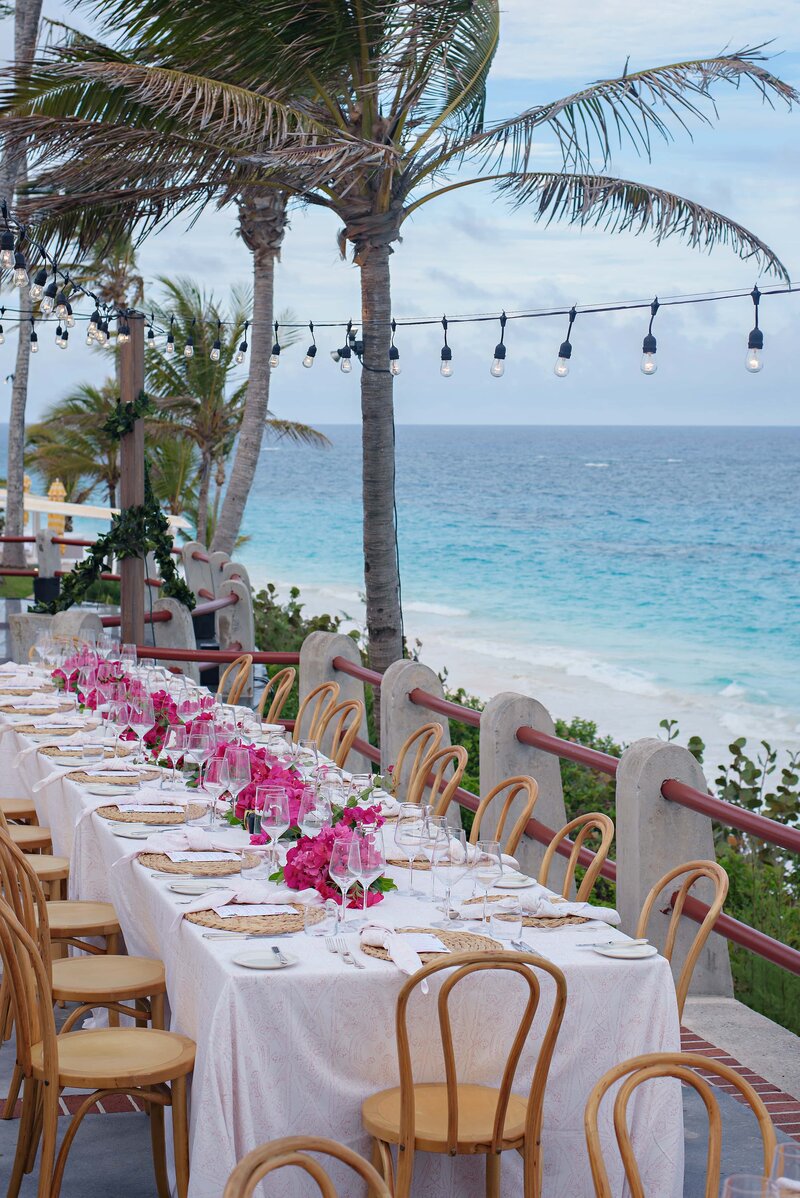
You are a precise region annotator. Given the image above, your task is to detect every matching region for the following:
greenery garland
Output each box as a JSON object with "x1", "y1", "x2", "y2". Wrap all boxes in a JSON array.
[{"x1": 33, "y1": 392, "x2": 196, "y2": 614}]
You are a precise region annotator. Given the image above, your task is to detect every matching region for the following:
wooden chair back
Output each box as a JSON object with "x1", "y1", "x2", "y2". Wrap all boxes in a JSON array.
[
  {"x1": 469, "y1": 776, "x2": 538, "y2": 857},
  {"x1": 256, "y1": 667, "x2": 296, "y2": 724},
  {"x1": 0, "y1": 826, "x2": 52, "y2": 972},
  {"x1": 584, "y1": 1051, "x2": 776, "y2": 1198},
  {"x1": 0, "y1": 892, "x2": 57, "y2": 1086},
  {"x1": 391, "y1": 722, "x2": 443, "y2": 801},
  {"x1": 293, "y1": 681, "x2": 340, "y2": 743},
  {"x1": 393, "y1": 950, "x2": 566, "y2": 1190},
  {"x1": 222, "y1": 1135, "x2": 391, "y2": 1198},
  {"x1": 317, "y1": 699, "x2": 364, "y2": 769},
  {"x1": 635, "y1": 860, "x2": 728, "y2": 1019},
  {"x1": 538, "y1": 813, "x2": 615, "y2": 902},
  {"x1": 216, "y1": 654, "x2": 254, "y2": 705},
  {"x1": 406, "y1": 745, "x2": 468, "y2": 817}
]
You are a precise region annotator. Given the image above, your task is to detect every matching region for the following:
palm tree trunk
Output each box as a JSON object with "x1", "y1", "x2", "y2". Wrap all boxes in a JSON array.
[
  {"x1": 1, "y1": 0, "x2": 43, "y2": 570},
  {"x1": 358, "y1": 244, "x2": 403, "y2": 673},
  {"x1": 211, "y1": 192, "x2": 286, "y2": 555},
  {"x1": 196, "y1": 454, "x2": 212, "y2": 548}
]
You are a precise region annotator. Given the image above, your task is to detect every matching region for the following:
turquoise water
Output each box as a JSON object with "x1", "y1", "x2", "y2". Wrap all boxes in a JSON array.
[{"x1": 238, "y1": 425, "x2": 799, "y2": 720}]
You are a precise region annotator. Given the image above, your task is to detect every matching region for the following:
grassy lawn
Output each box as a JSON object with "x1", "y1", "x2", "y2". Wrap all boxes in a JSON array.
[{"x1": 0, "y1": 576, "x2": 34, "y2": 600}]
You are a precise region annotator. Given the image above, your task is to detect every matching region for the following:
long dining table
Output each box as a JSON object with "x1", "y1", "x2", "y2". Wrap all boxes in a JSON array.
[{"x1": 0, "y1": 669, "x2": 684, "y2": 1198}]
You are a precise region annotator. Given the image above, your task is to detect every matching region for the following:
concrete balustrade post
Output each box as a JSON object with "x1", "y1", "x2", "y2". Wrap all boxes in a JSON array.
[
  {"x1": 616, "y1": 738, "x2": 733, "y2": 998},
  {"x1": 298, "y1": 632, "x2": 370, "y2": 770},
  {"x1": 180, "y1": 542, "x2": 213, "y2": 601},
  {"x1": 217, "y1": 580, "x2": 255, "y2": 700},
  {"x1": 9, "y1": 612, "x2": 53, "y2": 663},
  {"x1": 480, "y1": 692, "x2": 569, "y2": 883},
  {"x1": 379, "y1": 660, "x2": 454, "y2": 805},
  {"x1": 52, "y1": 610, "x2": 104, "y2": 646},
  {"x1": 152, "y1": 598, "x2": 200, "y2": 683},
  {"x1": 35, "y1": 530, "x2": 61, "y2": 580},
  {"x1": 222, "y1": 561, "x2": 252, "y2": 594},
  {"x1": 208, "y1": 551, "x2": 229, "y2": 589}
]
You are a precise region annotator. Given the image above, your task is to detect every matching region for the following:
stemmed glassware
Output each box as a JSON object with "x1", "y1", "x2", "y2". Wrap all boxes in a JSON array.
[
  {"x1": 121, "y1": 643, "x2": 138, "y2": 671},
  {"x1": 472, "y1": 840, "x2": 503, "y2": 925},
  {"x1": 128, "y1": 696, "x2": 155, "y2": 765},
  {"x1": 771, "y1": 1143, "x2": 800, "y2": 1194},
  {"x1": 162, "y1": 725, "x2": 187, "y2": 789},
  {"x1": 419, "y1": 814, "x2": 448, "y2": 901},
  {"x1": 254, "y1": 785, "x2": 290, "y2": 868},
  {"x1": 295, "y1": 739, "x2": 319, "y2": 775},
  {"x1": 329, "y1": 840, "x2": 357, "y2": 925},
  {"x1": 219, "y1": 745, "x2": 251, "y2": 818},
  {"x1": 394, "y1": 804, "x2": 426, "y2": 898},
  {"x1": 348, "y1": 829, "x2": 386, "y2": 927},
  {"x1": 201, "y1": 754, "x2": 228, "y2": 828},
  {"x1": 184, "y1": 732, "x2": 213, "y2": 797},
  {"x1": 297, "y1": 787, "x2": 332, "y2": 838},
  {"x1": 431, "y1": 827, "x2": 470, "y2": 929},
  {"x1": 348, "y1": 773, "x2": 373, "y2": 801},
  {"x1": 720, "y1": 1180, "x2": 778, "y2": 1197}
]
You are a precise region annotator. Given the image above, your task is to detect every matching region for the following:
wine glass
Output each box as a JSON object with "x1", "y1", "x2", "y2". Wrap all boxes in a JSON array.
[
  {"x1": 721, "y1": 1179, "x2": 778, "y2": 1197},
  {"x1": 431, "y1": 827, "x2": 470, "y2": 929},
  {"x1": 295, "y1": 739, "x2": 319, "y2": 776},
  {"x1": 200, "y1": 754, "x2": 228, "y2": 828},
  {"x1": 771, "y1": 1144, "x2": 800, "y2": 1194},
  {"x1": 184, "y1": 732, "x2": 213, "y2": 795},
  {"x1": 121, "y1": 643, "x2": 138, "y2": 672},
  {"x1": 255, "y1": 785, "x2": 290, "y2": 868},
  {"x1": 220, "y1": 746, "x2": 252, "y2": 820},
  {"x1": 473, "y1": 840, "x2": 503, "y2": 925},
  {"x1": 394, "y1": 804, "x2": 426, "y2": 898},
  {"x1": 348, "y1": 773, "x2": 373, "y2": 801},
  {"x1": 420, "y1": 814, "x2": 449, "y2": 901},
  {"x1": 348, "y1": 829, "x2": 386, "y2": 927},
  {"x1": 297, "y1": 787, "x2": 332, "y2": 839},
  {"x1": 329, "y1": 839, "x2": 357, "y2": 925},
  {"x1": 162, "y1": 724, "x2": 187, "y2": 789},
  {"x1": 129, "y1": 696, "x2": 155, "y2": 765}
]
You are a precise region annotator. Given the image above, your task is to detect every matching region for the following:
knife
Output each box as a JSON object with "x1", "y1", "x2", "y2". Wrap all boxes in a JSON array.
[{"x1": 201, "y1": 931, "x2": 293, "y2": 940}]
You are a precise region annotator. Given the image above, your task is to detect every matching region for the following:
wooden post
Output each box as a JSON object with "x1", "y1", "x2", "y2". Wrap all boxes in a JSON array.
[{"x1": 119, "y1": 313, "x2": 145, "y2": 646}]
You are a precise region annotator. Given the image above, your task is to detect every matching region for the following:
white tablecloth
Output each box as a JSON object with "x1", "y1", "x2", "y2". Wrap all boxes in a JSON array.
[{"x1": 3, "y1": 709, "x2": 684, "y2": 1198}]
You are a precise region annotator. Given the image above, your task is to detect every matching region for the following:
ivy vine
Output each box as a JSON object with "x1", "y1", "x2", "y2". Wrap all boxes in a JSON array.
[{"x1": 33, "y1": 392, "x2": 196, "y2": 615}]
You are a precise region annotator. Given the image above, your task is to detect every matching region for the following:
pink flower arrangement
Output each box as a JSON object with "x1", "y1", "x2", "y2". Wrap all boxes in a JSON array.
[
  {"x1": 276, "y1": 802, "x2": 389, "y2": 908},
  {"x1": 202, "y1": 741, "x2": 306, "y2": 821}
]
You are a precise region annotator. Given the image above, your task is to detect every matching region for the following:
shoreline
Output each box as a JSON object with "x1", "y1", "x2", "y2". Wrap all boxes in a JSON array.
[{"x1": 246, "y1": 564, "x2": 799, "y2": 772}]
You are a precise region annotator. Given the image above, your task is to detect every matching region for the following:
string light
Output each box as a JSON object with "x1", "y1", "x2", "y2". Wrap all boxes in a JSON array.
[
  {"x1": 745, "y1": 285, "x2": 764, "y2": 373},
  {"x1": 554, "y1": 306, "x2": 577, "y2": 377},
  {"x1": 29, "y1": 266, "x2": 47, "y2": 302},
  {"x1": 147, "y1": 315, "x2": 156, "y2": 345},
  {"x1": 55, "y1": 324, "x2": 68, "y2": 349},
  {"x1": 440, "y1": 316, "x2": 453, "y2": 377},
  {"x1": 12, "y1": 250, "x2": 28, "y2": 288},
  {"x1": 269, "y1": 320, "x2": 281, "y2": 369},
  {"x1": 235, "y1": 321, "x2": 249, "y2": 364},
  {"x1": 184, "y1": 317, "x2": 195, "y2": 358},
  {"x1": 117, "y1": 316, "x2": 131, "y2": 345},
  {"x1": 64, "y1": 301, "x2": 75, "y2": 329},
  {"x1": 640, "y1": 298, "x2": 660, "y2": 376},
  {"x1": 55, "y1": 290, "x2": 69, "y2": 321},
  {"x1": 331, "y1": 320, "x2": 354, "y2": 372},
  {"x1": 389, "y1": 319, "x2": 401, "y2": 376},
  {"x1": 29, "y1": 321, "x2": 38, "y2": 354},
  {"x1": 87, "y1": 309, "x2": 100, "y2": 340},
  {"x1": 302, "y1": 321, "x2": 317, "y2": 368},
  {"x1": 40, "y1": 276, "x2": 58, "y2": 317},
  {"x1": 95, "y1": 318, "x2": 109, "y2": 346},
  {"x1": 210, "y1": 319, "x2": 222, "y2": 362},
  {"x1": 166, "y1": 316, "x2": 175, "y2": 355},
  {"x1": 0, "y1": 229, "x2": 13, "y2": 269},
  {"x1": 490, "y1": 311, "x2": 507, "y2": 377}
]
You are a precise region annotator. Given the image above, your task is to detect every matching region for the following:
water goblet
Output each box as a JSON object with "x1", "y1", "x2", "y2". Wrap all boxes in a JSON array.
[
  {"x1": 394, "y1": 804, "x2": 426, "y2": 898},
  {"x1": 473, "y1": 840, "x2": 503, "y2": 925},
  {"x1": 431, "y1": 827, "x2": 470, "y2": 929},
  {"x1": 348, "y1": 829, "x2": 386, "y2": 927},
  {"x1": 329, "y1": 839, "x2": 358, "y2": 925}
]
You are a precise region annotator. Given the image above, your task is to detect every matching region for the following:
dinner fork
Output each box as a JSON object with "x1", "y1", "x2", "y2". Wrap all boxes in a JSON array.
[{"x1": 335, "y1": 936, "x2": 365, "y2": 969}]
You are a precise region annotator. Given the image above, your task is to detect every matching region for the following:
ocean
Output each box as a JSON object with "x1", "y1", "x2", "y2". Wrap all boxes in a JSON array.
[
  {"x1": 238, "y1": 425, "x2": 799, "y2": 766},
  {"x1": 6, "y1": 422, "x2": 798, "y2": 765}
]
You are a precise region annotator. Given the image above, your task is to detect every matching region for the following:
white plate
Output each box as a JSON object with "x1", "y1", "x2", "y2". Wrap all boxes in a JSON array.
[
  {"x1": 167, "y1": 880, "x2": 230, "y2": 896},
  {"x1": 495, "y1": 872, "x2": 537, "y2": 889},
  {"x1": 86, "y1": 783, "x2": 141, "y2": 797},
  {"x1": 592, "y1": 943, "x2": 658, "y2": 960},
  {"x1": 110, "y1": 827, "x2": 152, "y2": 840},
  {"x1": 232, "y1": 951, "x2": 297, "y2": 970}
]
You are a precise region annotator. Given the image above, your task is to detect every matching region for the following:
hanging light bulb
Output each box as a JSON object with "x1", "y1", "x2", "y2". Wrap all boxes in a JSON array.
[
  {"x1": 440, "y1": 316, "x2": 453, "y2": 377},
  {"x1": 55, "y1": 323, "x2": 63, "y2": 345},
  {"x1": 29, "y1": 325, "x2": 38, "y2": 354},
  {"x1": 13, "y1": 251, "x2": 28, "y2": 287},
  {"x1": 235, "y1": 321, "x2": 249, "y2": 364},
  {"x1": 55, "y1": 325, "x2": 68, "y2": 349},
  {"x1": 40, "y1": 280, "x2": 58, "y2": 317},
  {"x1": 388, "y1": 318, "x2": 401, "y2": 376},
  {"x1": 745, "y1": 285, "x2": 764, "y2": 372},
  {"x1": 54, "y1": 291, "x2": 69, "y2": 320},
  {"x1": 554, "y1": 306, "x2": 577, "y2": 377},
  {"x1": 0, "y1": 229, "x2": 14, "y2": 269},
  {"x1": 117, "y1": 319, "x2": 131, "y2": 345},
  {"x1": 147, "y1": 323, "x2": 156, "y2": 345},
  {"x1": 95, "y1": 319, "x2": 109, "y2": 346},
  {"x1": 29, "y1": 267, "x2": 47, "y2": 302},
  {"x1": 166, "y1": 316, "x2": 175, "y2": 355},
  {"x1": 210, "y1": 320, "x2": 222, "y2": 361},
  {"x1": 330, "y1": 348, "x2": 341, "y2": 363},
  {"x1": 302, "y1": 321, "x2": 317, "y2": 367},
  {"x1": 490, "y1": 312, "x2": 507, "y2": 377},
  {"x1": 64, "y1": 302, "x2": 75, "y2": 329},
  {"x1": 640, "y1": 298, "x2": 659, "y2": 376},
  {"x1": 184, "y1": 318, "x2": 196, "y2": 358},
  {"x1": 61, "y1": 329, "x2": 69, "y2": 349},
  {"x1": 269, "y1": 320, "x2": 281, "y2": 369},
  {"x1": 87, "y1": 309, "x2": 100, "y2": 339},
  {"x1": 339, "y1": 344, "x2": 352, "y2": 373}
]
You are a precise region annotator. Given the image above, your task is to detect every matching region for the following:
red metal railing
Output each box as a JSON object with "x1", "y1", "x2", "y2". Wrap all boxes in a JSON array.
[
  {"x1": 679, "y1": 894, "x2": 800, "y2": 977},
  {"x1": 135, "y1": 646, "x2": 301, "y2": 667}
]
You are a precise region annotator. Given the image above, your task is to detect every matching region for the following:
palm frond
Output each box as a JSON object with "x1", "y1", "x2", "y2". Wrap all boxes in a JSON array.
[{"x1": 264, "y1": 417, "x2": 331, "y2": 449}]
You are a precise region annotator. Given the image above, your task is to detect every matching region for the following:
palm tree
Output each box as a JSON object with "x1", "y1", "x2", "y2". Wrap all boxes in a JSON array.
[
  {"x1": 2, "y1": 4, "x2": 795, "y2": 673},
  {"x1": 25, "y1": 380, "x2": 120, "y2": 504}
]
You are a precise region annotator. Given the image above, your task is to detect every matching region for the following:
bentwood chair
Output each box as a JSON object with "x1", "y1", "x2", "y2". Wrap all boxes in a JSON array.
[
  {"x1": 0, "y1": 811, "x2": 69, "y2": 899},
  {"x1": 538, "y1": 813, "x2": 615, "y2": 902},
  {"x1": 363, "y1": 950, "x2": 567, "y2": 1198},
  {"x1": 293, "y1": 681, "x2": 340, "y2": 743},
  {"x1": 468, "y1": 776, "x2": 539, "y2": 857},
  {"x1": 256, "y1": 667, "x2": 296, "y2": 724},
  {"x1": 223, "y1": 1135, "x2": 391, "y2": 1198},
  {"x1": 0, "y1": 827, "x2": 168, "y2": 1121},
  {"x1": 406, "y1": 744, "x2": 468, "y2": 817},
  {"x1": 317, "y1": 699, "x2": 365, "y2": 769},
  {"x1": 216, "y1": 653, "x2": 254, "y2": 705},
  {"x1": 0, "y1": 797, "x2": 39, "y2": 824},
  {"x1": 635, "y1": 860, "x2": 729, "y2": 1019},
  {"x1": 390, "y1": 722, "x2": 443, "y2": 802},
  {"x1": 0, "y1": 897, "x2": 195, "y2": 1198},
  {"x1": 584, "y1": 1051, "x2": 776, "y2": 1198}
]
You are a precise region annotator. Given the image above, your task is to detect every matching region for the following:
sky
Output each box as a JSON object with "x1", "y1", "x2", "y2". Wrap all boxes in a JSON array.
[{"x1": 1, "y1": 0, "x2": 799, "y2": 425}]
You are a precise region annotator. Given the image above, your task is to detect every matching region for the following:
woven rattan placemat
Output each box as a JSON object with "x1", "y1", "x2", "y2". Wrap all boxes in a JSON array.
[
  {"x1": 97, "y1": 803, "x2": 205, "y2": 825},
  {"x1": 360, "y1": 926, "x2": 501, "y2": 963},
  {"x1": 0, "y1": 704, "x2": 66, "y2": 716},
  {"x1": 66, "y1": 768, "x2": 160, "y2": 786},
  {"x1": 138, "y1": 851, "x2": 257, "y2": 876},
  {"x1": 462, "y1": 895, "x2": 588, "y2": 928},
  {"x1": 41, "y1": 745, "x2": 131, "y2": 759},
  {"x1": 387, "y1": 856, "x2": 431, "y2": 871},
  {"x1": 185, "y1": 902, "x2": 323, "y2": 934}
]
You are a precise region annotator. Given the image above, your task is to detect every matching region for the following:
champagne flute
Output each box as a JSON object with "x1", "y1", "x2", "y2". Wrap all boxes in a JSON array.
[
  {"x1": 348, "y1": 829, "x2": 386, "y2": 927},
  {"x1": 394, "y1": 804, "x2": 425, "y2": 898},
  {"x1": 771, "y1": 1144, "x2": 800, "y2": 1194},
  {"x1": 254, "y1": 785, "x2": 290, "y2": 868},
  {"x1": 329, "y1": 839, "x2": 357, "y2": 925},
  {"x1": 473, "y1": 840, "x2": 503, "y2": 925}
]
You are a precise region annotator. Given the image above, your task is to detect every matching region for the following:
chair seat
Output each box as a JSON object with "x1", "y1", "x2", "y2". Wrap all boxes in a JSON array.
[
  {"x1": 0, "y1": 798, "x2": 38, "y2": 822},
  {"x1": 44, "y1": 901, "x2": 121, "y2": 938},
  {"x1": 52, "y1": 955, "x2": 166, "y2": 1002},
  {"x1": 362, "y1": 1084, "x2": 528, "y2": 1154},
  {"x1": 25, "y1": 854, "x2": 70, "y2": 881},
  {"x1": 8, "y1": 824, "x2": 52, "y2": 851},
  {"x1": 31, "y1": 1027, "x2": 196, "y2": 1088}
]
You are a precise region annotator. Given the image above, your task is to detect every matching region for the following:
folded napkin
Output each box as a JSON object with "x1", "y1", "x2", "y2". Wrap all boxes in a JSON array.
[
  {"x1": 375, "y1": 791, "x2": 400, "y2": 816},
  {"x1": 773, "y1": 1180, "x2": 800, "y2": 1193},
  {"x1": 114, "y1": 825, "x2": 240, "y2": 866},
  {"x1": 135, "y1": 783, "x2": 191, "y2": 806},
  {"x1": 449, "y1": 838, "x2": 518, "y2": 869},
  {"x1": 39, "y1": 713, "x2": 94, "y2": 727},
  {"x1": 175, "y1": 880, "x2": 320, "y2": 927},
  {"x1": 516, "y1": 888, "x2": 620, "y2": 925},
  {"x1": 83, "y1": 758, "x2": 143, "y2": 775},
  {"x1": 359, "y1": 923, "x2": 449, "y2": 993}
]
